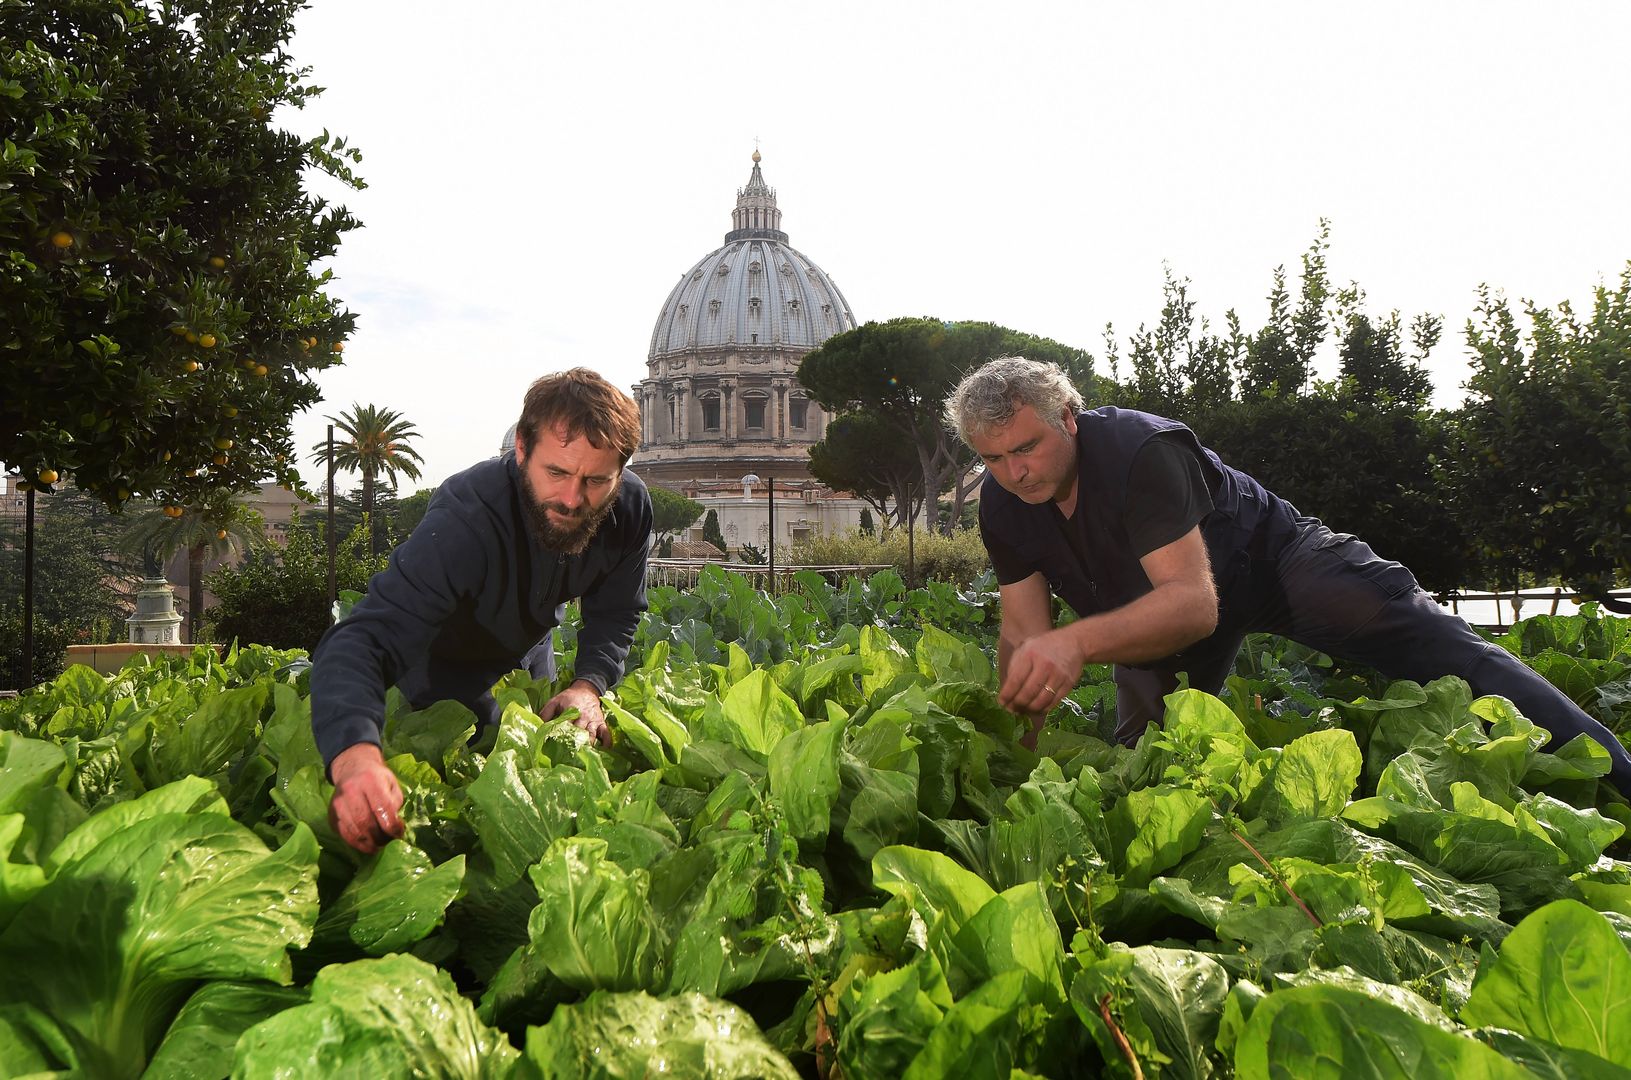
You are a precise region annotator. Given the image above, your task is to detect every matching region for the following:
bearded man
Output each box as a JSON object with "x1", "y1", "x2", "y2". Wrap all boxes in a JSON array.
[{"x1": 312, "y1": 368, "x2": 652, "y2": 853}]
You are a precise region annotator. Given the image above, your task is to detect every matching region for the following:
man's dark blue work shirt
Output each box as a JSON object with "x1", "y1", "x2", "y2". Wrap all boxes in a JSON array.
[{"x1": 310, "y1": 451, "x2": 652, "y2": 770}]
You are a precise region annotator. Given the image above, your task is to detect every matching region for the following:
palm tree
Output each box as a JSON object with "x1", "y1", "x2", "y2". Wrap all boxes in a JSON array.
[
  {"x1": 310, "y1": 404, "x2": 426, "y2": 555},
  {"x1": 121, "y1": 499, "x2": 266, "y2": 643}
]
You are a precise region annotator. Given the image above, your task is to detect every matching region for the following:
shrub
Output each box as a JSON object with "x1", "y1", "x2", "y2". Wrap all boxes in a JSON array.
[
  {"x1": 206, "y1": 520, "x2": 387, "y2": 652},
  {"x1": 0, "y1": 609, "x2": 78, "y2": 691},
  {"x1": 784, "y1": 527, "x2": 991, "y2": 586}
]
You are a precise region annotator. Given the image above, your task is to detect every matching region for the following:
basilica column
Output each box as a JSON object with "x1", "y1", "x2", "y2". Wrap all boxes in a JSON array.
[
  {"x1": 674, "y1": 378, "x2": 691, "y2": 443},
  {"x1": 721, "y1": 378, "x2": 737, "y2": 440},
  {"x1": 772, "y1": 378, "x2": 789, "y2": 442}
]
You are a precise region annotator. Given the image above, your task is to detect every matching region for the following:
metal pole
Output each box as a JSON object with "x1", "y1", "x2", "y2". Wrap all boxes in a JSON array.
[
  {"x1": 21, "y1": 487, "x2": 35, "y2": 689},
  {"x1": 326, "y1": 424, "x2": 337, "y2": 608},
  {"x1": 906, "y1": 483, "x2": 916, "y2": 588},
  {"x1": 767, "y1": 476, "x2": 775, "y2": 594}
]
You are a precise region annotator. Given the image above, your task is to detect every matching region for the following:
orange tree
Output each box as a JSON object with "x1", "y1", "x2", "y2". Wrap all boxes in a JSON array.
[{"x1": 1, "y1": 0, "x2": 361, "y2": 512}]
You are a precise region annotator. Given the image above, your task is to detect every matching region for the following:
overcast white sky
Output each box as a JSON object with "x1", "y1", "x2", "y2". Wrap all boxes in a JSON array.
[{"x1": 282, "y1": 0, "x2": 1631, "y2": 495}]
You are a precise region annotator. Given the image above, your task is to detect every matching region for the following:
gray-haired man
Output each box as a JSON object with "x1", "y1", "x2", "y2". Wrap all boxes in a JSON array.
[{"x1": 945, "y1": 356, "x2": 1631, "y2": 792}]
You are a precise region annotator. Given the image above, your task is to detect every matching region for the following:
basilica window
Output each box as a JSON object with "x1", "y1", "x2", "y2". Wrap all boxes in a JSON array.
[
  {"x1": 701, "y1": 394, "x2": 721, "y2": 432},
  {"x1": 789, "y1": 398, "x2": 808, "y2": 430},
  {"x1": 743, "y1": 392, "x2": 768, "y2": 431}
]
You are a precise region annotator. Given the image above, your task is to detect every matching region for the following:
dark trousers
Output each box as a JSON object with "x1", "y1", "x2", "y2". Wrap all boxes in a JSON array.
[{"x1": 1113, "y1": 519, "x2": 1631, "y2": 791}]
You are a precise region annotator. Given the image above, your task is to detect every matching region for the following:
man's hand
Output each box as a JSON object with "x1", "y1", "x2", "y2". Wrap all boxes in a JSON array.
[
  {"x1": 998, "y1": 625, "x2": 1086, "y2": 720},
  {"x1": 328, "y1": 742, "x2": 405, "y2": 855},
  {"x1": 542, "y1": 679, "x2": 611, "y2": 747}
]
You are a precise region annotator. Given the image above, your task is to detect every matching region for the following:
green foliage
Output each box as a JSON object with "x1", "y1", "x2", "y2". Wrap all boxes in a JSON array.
[
  {"x1": 518, "y1": 991, "x2": 796, "y2": 1079},
  {"x1": 808, "y1": 410, "x2": 920, "y2": 525},
  {"x1": 393, "y1": 486, "x2": 436, "y2": 540},
  {"x1": 646, "y1": 486, "x2": 704, "y2": 542},
  {"x1": 859, "y1": 506, "x2": 875, "y2": 535},
  {"x1": 784, "y1": 526, "x2": 993, "y2": 586},
  {"x1": 309, "y1": 404, "x2": 425, "y2": 556},
  {"x1": 232, "y1": 954, "x2": 516, "y2": 1078},
  {"x1": 1461, "y1": 899, "x2": 1631, "y2": 1068},
  {"x1": 206, "y1": 520, "x2": 388, "y2": 651},
  {"x1": 0, "y1": 613, "x2": 78, "y2": 690},
  {"x1": 121, "y1": 497, "x2": 266, "y2": 642},
  {"x1": 2, "y1": 592, "x2": 1630, "y2": 1075},
  {"x1": 1, "y1": 0, "x2": 362, "y2": 508},
  {"x1": 0, "y1": 491, "x2": 134, "y2": 684},
  {"x1": 1452, "y1": 268, "x2": 1631, "y2": 601},
  {"x1": 700, "y1": 508, "x2": 726, "y2": 553},
  {"x1": 1105, "y1": 224, "x2": 1467, "y2": 592},
  {"x1": 800, "y1": 317, "x2": 1094, "y2": 531}
]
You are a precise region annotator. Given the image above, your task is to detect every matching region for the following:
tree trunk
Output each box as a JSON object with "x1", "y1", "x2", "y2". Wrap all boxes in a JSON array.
[
  {"x1": 362, "y1": 468, "x2": 378, "y2": 555},
  {"x1": 187, "y1": 542, "x2": 206, "y2": 643}
]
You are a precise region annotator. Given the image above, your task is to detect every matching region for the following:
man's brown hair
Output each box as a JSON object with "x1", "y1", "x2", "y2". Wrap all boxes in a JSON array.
[{"x1": 515, "y1": 368, "x2": 641, "y2": 463}]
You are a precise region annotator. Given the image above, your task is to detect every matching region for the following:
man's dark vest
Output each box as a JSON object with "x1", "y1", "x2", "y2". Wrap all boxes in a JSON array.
[{"x1": 980, "y1": 407, "x2": 1297, "y2": 637}]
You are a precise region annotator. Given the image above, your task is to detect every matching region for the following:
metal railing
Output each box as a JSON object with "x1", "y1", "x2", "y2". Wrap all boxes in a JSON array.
[
  {"x1": 646, "y1": 559, "x2": 893, "y2": 594},
  {"x1": 1435, "y1": 587, "x2": 1631, "y2": 630}
]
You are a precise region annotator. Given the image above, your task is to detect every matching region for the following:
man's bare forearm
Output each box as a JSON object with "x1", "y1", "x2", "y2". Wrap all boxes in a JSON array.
[{"x1": 1065, "y1": 578, "x2": 1217, "y2": 667}]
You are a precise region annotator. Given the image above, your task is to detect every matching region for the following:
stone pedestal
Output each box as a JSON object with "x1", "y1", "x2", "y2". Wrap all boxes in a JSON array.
[{"x1": 126, "y1": 577, "x2": 183, "y2": 644}]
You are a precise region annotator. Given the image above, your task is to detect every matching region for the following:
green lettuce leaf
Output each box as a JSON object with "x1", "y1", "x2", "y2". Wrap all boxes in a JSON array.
[
  {"x1": 1107, "y1": 784, "x2": 1211, "y2": 888},
  {"x1": 463, "y1": 749, "x2": 591, "y2": 887},
  {"x1": 902, "y1": 969, "x2": 1032, "y2": 1080},
  {"x1": 522, "y1": 836, "x2": 664, "y2": 992},
  {"x1": 1235, "y1": 983, "x2": 1531, "y2": 1079},
  {"x1": 836, "y1": 950, "x2": 954, "y2": 1079},
  {"x1": 516, "y1": 989, "x2": 798, "y2": 1079},
  {"x1": 144, "y1": 982, "x2": 306, "y2": 1080},
  {"x1": 307, "y1": 841, "x2": 466, "y2": 961},
  {"x1": 0, "y1": 805, "x2": 318, "y2": 1079},
  {"x1": 233, "y1": 953, "x2": 516, "y2": 1078},
  {"x1": 1461, "y1": 898, "x2": 1631, "y2": 1067},
  {"x1": 768, "y1": 717, "x2": 846, "y2": 845}
]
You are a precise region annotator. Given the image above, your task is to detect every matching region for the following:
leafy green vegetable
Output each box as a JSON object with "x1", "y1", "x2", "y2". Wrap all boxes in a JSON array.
[
  {"x1": 1235, "y1": 983, "x2": 1532, "y2": 1079},
  {"x1": 516, "y1": 990, "x2": 798, "y2": 1079},
  {"x1": 233, "y1": 954, "x2": 516, "y2": 1078},
  {"x1": 1461, "y1": 898, "x2": 1631, "y2": 1068},
  {"x1": 0, "y1": 799, "x2": 318, "y2": 1079}
]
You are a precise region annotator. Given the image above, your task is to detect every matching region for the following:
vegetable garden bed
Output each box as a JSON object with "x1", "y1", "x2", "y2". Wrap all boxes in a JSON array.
[{"x1": 2, "y1": 567, "x2": 1630, "y2": 1078}]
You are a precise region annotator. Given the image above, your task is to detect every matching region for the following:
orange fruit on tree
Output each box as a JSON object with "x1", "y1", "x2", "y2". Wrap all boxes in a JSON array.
[
  {"x1": 253, "y1": 364, "x2": 269, "y2": 377},
  {"x1": 164, "y1": 505, "x2": 184, "y2": 518},
  {"x1": 212, "y1": 453, "x2": 228, "y2": 466},
  {"x1": 171, "y1": 326, "x2": 188, "y2": 336},
  {"x1": 216, "y1": 528, "x2": 228, "y2": 540},
  {"x1": 222, "y1": 406, "x2": 238, "y2": 417},
  {"x1": 331, "y1": 341, "x2": 344, "y2": 353},
  {"x1": 184, "y1": 360, "x2": 200, "y2": 373},
  {"x1": 185, "y1": 331, "x2": 199, "y2": 344},
  {"x1": 37, "y1": 469, "x2": 59, "y2": 484},
  {"x1": 209, "y1": 256, "x2": 226, "y2": 269},
  {"x1": 50, "y1": 231, "x2": 73, "y2": 249},
  {"x1": 198, "y1": 334, "x2": 217, "y2": 348}
]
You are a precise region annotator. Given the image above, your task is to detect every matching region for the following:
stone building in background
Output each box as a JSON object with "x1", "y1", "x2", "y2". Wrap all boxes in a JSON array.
[
  {"x1": 500, "y1": 153, "x2": 873, "y2": 555},
  {"x1": 630, "y1": 152, "x2": 869, "y2": 553}
]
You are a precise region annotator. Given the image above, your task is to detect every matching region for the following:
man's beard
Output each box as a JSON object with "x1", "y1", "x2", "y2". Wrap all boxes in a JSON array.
[{"x1": 520, "y1": 470, "x2": 619, "y2": 555}]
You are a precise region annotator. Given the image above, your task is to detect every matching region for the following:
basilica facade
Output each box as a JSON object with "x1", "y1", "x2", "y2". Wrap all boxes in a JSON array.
[{"x1": 631, "y1": 154, "x2": 871, "y2": 554}]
